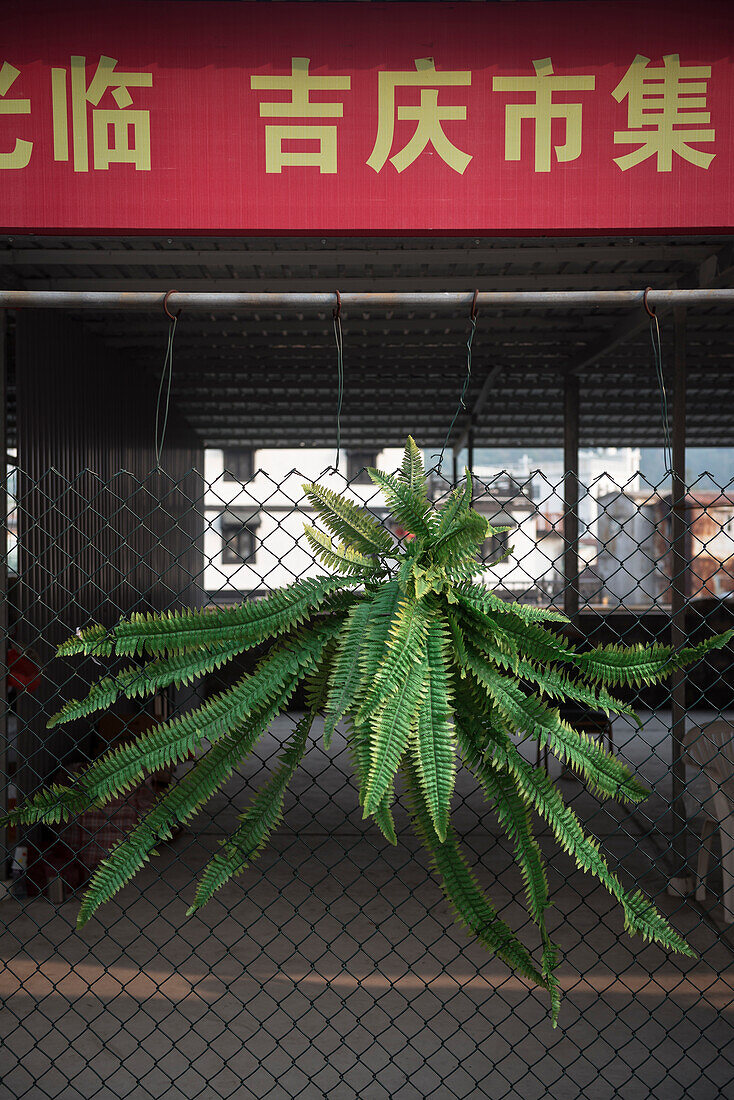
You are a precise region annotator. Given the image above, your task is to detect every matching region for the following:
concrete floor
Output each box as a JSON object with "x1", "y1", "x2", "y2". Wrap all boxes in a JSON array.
[{"x1": 2, "y1": 711, "x2": 734, "y2": 1100}]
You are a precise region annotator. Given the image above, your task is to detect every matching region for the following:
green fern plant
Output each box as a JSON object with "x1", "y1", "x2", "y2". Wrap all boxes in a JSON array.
[{"x1": 5, "y1": 437, "x2": 731, "y2": 1025}]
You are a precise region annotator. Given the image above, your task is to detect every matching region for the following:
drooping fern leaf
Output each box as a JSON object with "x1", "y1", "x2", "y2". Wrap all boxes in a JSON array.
[
  {"x1": 5, "y1": 436, "x2": 730, "y2": 1027},
  {"x1": 412, "y1": 608, "x2": 455, "y2": 842},
  {"x1": 59, "y1": 575, "x2": 350, "y2": 659},
  {"x1": 188, "y1": 712, "x2": 312, "y2": 914},
  {"x1": 48, "y1": 638, "x2": 248, "y2": 728},
  {"x1": 455, "y1": 718, "x2": 561, "y2": 1024},
  {"x1": 302, "y1": 480, "x2": 393, "y2": 556},
  {"x1": 404, "y1": 758, "x2": 548, "y2": 990},
  {"x1": 77, "y1": 683, "x2": 298, "y2": 928},
  {"x1": 323, "y1": 601, "x2": 372, "y2": 749}
]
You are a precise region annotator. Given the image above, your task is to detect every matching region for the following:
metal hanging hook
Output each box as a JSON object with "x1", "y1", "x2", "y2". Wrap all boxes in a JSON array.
[{"x1": 162, "y1": 289, "x2": 181, "y2": 321}]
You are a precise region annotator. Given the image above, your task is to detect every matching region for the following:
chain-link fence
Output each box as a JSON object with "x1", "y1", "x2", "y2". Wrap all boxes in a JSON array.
[{"x1": 1, "y1": 457, "x2": 733, "y2": 1100}]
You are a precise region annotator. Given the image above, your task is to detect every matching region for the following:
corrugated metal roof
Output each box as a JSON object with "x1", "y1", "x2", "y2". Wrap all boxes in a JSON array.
[{"x1": 2, "y1": 234, "x2": 733, "y2": 448}]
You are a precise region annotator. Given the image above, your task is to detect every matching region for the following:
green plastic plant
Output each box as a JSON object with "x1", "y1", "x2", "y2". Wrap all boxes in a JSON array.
[{"x1": 5, "y1": 438, "x2": 731, "y2": 1024}]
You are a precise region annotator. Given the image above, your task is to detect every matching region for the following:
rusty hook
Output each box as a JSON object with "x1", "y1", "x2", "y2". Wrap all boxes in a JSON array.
[
  {"x1": 470, "y1": 289, "x2": 479, "y2": 321},
  {"x1": 643, "y1": 286, "x2": 656, "y2": 318},
  {"x1": 333, "y1": 290, "x2": 342, "y2": 321},
  {"x1": 163, "y1": 290, "x2": 181, "y2": 321}
]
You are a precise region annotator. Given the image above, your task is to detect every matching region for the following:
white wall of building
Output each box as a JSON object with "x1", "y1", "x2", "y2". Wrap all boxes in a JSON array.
[
  {"x1": 203, "y1": 447, "x2": 403, "y2": 596},
  {"x1": 203, "y1": 447, "x2": 643, "y2": 602}
]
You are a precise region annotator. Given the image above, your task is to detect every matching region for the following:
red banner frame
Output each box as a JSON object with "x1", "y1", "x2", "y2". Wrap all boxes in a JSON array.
[{"x1": 1, "y1": 1, "x2": 732, "y2": 233}]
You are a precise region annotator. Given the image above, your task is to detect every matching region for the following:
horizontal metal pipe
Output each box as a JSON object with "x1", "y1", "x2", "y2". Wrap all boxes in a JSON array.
[{"x1": 2, "y1": 289, "x2": 734, "y2": 312}]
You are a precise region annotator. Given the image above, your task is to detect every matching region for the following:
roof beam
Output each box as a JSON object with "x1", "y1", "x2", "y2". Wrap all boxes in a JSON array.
[
  {"x1": 3, "y1": 244, "x2": 716, "y2": 267},
  {"x1": 18, "y1": 273, "x2": 684, "y2": 292}
]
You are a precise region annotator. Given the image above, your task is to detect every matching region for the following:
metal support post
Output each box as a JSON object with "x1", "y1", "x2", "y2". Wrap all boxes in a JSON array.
[{"x1": 669, "y1": 306, "x2": 690, "y2": 896}]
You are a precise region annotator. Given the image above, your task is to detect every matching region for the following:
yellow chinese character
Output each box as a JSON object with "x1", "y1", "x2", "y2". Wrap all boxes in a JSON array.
[
  {"x1": 51, "y1": 55, "x2": 152, "y2": 172},
  {"x1": 493, "y1": 58, "x2": 595, "y2": 173},
  {"x1": 612, "y1": 54, "x2": 715, "y2": 171},
  {"x1": 250, "y1": 58, "x2": 350, "y2": 173},
  {"x1": 0, "y1": 62, "x2": 32, "y2": 169},
  {"x1": 368, "y1": 58, "x2": 471, "y2": 174}
]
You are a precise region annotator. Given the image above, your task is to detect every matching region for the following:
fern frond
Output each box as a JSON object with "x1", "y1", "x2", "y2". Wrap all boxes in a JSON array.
[
  {"x1": 57, "y1": 622, "x2": 113, "y2": 657},
  {"x1": 458, "y1": 716, "x2": 562, "y2": 1022},
  {"x1": 571, "y1": 631, "x2": 734, "y2": 687},
  {"x1": 432, "y1": 511, "x2": 488, "y2": 568},
  {"x1": 11, "y1": 626, "x2": 337, "y2": 828},
  {"x1": 492, "y1": 740, "x2": 694, "y2": 958},
  {"x1": 48, "y1": 638, "x2": 247, "y2": 728},
  {"x1": 187, "y1": 713, "x2": 312, "y2": 913},
  {"x1": 356, "y1": 577, "x2": 400, "y2": 676},
  {"x1": 360, "y1": 595, "x2": 431, "y2": 812},
  {"x1": 304, "y1": 525, "x2": 380, "y2": 577},
  {"x1": 302, "y1": 641, "x2": 335, "y2": 715},
  {"x1": 360, "y1": 594, "x2": 428, "y2": 722},
  {"x1": 458, "y1": 603, "x2": 638, "y2": 724},
  {"x1": 458, "y1": 592, "x2": 573, "y2": 672},
  {"x1": 365, "y1": 642, "x2": 426, "y2": 814},
  {"x1": 436, "y1": 473, "x2": 472, "y2": 538},
  {"x1": 465, "y1": 652, "x2": 648, "y2": 803},
  {"x1": 62, "y1": 576, "x2": 349, "y2": 661},
  {"x1": 323, "y1": 602, "x2": 372, "y2": 749},
  {"x1": 459, "y1": 583, "x2": 569, "y2": 624},
  {"x1": 343, "y1": 715, "x2": 396, "y2": 844},
  {"x1": 399, "y1": 436, "x2": 428, "y2": 503},
  {"x1": 76, "y1": 683, "x2": 297, "y2": 928},
  {"x1": 456, "y1": 718, "x2": 548, "y2": 926},
  {"x1": 368, "y1": 468, "x2": 432, "y2": 541},
  {"x1": 302, "y1": 481, "x2": 393, "y2": 555},
  {"x1": 412, "y1": 610, "x2": 455, "y2": 841},
  {"x1": 373, "y1": 788, "x2": 398, "y2": 845},
  {"x1": 404, "y1": 759, "x2": 549, "y2": 991}
]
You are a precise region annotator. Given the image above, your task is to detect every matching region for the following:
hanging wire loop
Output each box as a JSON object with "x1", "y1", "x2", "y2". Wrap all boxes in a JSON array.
[
  {"x1": 332, "y1": 291, "x2": 344, "y2": 471},
  {"x1": 643, "y1": 287, "x2": 672, "y2": 477},
  {"x1": 155, "y1": 291, "x2": 181, "y2": 469},
  {"x1": 434, "y1": 291, "x2": 479, "y2": 474}
]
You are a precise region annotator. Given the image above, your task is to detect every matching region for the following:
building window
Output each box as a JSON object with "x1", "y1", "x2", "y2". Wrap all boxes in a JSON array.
[
  {"x1": 482, "y1": 528, "x2": 511, "y2": 562},
  {"x1": 347, "y1": 450, "x2": 378, "y2": 485},
  {"x1": 221, "y1": 510, "x2": 258, "y2": 564},
  {"x1": 222, "y1": 448, "x2": 254, "y2": 483}
]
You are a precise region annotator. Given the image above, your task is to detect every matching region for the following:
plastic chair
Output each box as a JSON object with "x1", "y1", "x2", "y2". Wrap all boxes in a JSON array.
[{"x1": 683, "y1": 720, "x2": 734, "y2": 924}]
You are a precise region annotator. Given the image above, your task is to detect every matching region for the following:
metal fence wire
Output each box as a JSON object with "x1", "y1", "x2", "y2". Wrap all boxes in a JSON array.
[{"x1": 1, "y1": 459, "x2": 734, "y2": 1100}]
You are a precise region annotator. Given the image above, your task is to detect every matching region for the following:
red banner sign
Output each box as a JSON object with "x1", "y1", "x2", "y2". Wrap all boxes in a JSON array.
[{"x1": 2, "y1": 1, "x2": 733, "y2": 233}]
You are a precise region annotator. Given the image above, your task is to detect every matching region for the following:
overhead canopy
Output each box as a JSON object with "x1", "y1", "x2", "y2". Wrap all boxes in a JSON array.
[{"x1": 3, "y1": 234, "x2": 734, "y2": 449}]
